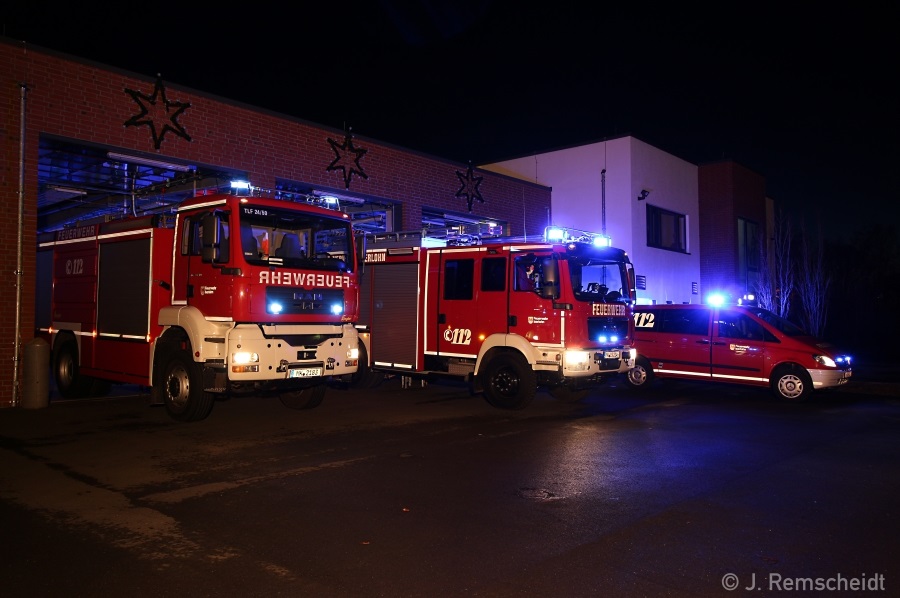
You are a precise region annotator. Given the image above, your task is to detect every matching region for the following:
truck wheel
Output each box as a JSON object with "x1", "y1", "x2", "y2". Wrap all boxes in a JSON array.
[
  {"x1": 625, "y1": 356, "x2": 654, "y2": 390},
  {"x1": 481, "y1": 352, "x2": 536, "y2": 410},
  {"x1": 53, "y1": 337, "x2": 94, "y2": 399},
  {"x1": 280, "y1": 384, "x2": 327, "y2": 409},
  {"x1": 349, "y1": 344, "x2": 383, "y2": 389},
  {"x1": 160, "y1": 349, "x2": 215, "y2": 422},
  {"x1": 548, "y1": 384, "x2": 589, "y2": 402},
  {"x1": 770, "y1": 365, "x2": 812, "y2": 402}
]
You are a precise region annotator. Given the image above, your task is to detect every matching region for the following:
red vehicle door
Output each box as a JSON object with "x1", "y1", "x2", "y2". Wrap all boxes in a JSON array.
[
  {"x1": 172, "y1": 212, "x2": 233, "y2": 319},
  {"x1": 423, "y1": 247, "x2": 486, "y2": 360},
  {"x1": 508, "y1": 252, "x2": 560, "y2": 346},
  {"x1": 710, "y1": 308, "x2": 768, "y2": 385},
  {"x1": 633, "y1": 306, "x2": 713, "y2": 379}
]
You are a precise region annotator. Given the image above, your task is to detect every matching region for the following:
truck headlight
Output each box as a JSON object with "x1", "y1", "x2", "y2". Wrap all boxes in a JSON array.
[
  {"x1": 565, "y1": 350, "x2": 591, "y2": 370},
  {"x1": 233, "y1": 351, "x2": 259, "y2": 365}
]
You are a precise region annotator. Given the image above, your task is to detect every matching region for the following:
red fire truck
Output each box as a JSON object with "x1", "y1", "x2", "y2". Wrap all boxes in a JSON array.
[
  {"x1": 36, "y1": 191, "x2": 361, "y2": 421},
  {"x1": 353, "y1": 227, "x2": 637, "y2": 408}
]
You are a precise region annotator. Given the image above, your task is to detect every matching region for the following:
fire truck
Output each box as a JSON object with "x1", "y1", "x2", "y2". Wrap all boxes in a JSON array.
[
  {"x1": 353, "y1": 227, "x2": 637, "y2": 408},
  {"x1": 36, "y1": 191, "x2": 361, "y2": 421}
]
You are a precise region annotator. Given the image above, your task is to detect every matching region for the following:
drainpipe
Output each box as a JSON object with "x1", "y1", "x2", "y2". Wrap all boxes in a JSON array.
[
  {"x1": 601, "y1": 168, "x2": 607, "y2": 236},
  {"x1": 14, "y1": 83, "x2": 28, "y2": 406}
]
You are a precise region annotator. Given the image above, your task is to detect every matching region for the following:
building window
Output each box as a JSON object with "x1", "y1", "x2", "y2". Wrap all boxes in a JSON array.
[
  {"x1": 646, "y1": 205, "x2": 687, "y2": 253},
  {"x1": 738, "y1": 217, "x2": 760, "y2": 292}
]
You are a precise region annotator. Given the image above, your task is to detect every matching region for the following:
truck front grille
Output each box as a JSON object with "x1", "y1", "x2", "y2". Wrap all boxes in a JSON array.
[
  {"x1": 266, "y1": 287, "x2": 345, "y2": 316},
  {"x1": 587, "y1": 317, "x2": 629, "y2": 345}
]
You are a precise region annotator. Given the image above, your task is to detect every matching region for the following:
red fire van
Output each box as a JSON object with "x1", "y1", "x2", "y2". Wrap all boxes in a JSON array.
[{"x1": 625, "y1": 303, "x2": 852, "y2": 401}]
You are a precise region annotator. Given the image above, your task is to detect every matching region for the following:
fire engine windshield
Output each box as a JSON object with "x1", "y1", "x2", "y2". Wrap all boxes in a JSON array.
[
  {"x1": 570, "y1": 258, "x2": 631, "y2": 303},
  {"x1": 238, "y1": 205, "x2": 353, "y2": 271}
]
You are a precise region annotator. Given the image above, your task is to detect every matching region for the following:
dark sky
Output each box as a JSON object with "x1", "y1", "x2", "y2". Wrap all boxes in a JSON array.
[{"x1": 4, "y1": 2, "x2": 896, "y2": 242}]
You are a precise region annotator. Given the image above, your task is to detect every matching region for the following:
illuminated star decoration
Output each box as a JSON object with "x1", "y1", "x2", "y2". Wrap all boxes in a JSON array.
[
  {"x1": 326, "y1": 131, "x2": 368, "y2": 190},
  {"x1": 455, "y1": 162, "x2": 484, "y2": 212},
  {"x1": 123, "y1": 75, "x2": 192, "y2": 150}
]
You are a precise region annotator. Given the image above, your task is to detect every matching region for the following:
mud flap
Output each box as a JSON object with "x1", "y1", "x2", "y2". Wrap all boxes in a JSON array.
[{"x1": 203, "y1": 364, "x2": 227, "y2": 393}]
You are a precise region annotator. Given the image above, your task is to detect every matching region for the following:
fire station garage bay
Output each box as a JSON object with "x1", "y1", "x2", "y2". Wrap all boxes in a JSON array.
[{"x1": 1, "y1": 38, "x2": 768, "y2": 408}]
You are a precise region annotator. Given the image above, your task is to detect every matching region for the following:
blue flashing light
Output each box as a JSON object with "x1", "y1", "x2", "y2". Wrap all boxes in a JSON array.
[
  {"x1": 330, "y1": 303, "x2": 344, "y2": 315},
  {"x1": 593, "y1": 235, "x2": 612, "y2": 247},
  {"x1": 707, "y1": 293, "x2": 727, "y2": 307},
  {"x1": 230, "y1": 180, "x2": 252, "y2": 191},
  {"x1": 545, "y1": 227, "x2": 566, "y2": 241},
  {"x1": 268, "y1": 301, "x2": 284, "y2": 314}
]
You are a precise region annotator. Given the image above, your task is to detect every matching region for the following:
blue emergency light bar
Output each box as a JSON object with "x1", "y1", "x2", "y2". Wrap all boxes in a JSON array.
[{"x1": 544, "y1": 226, "x2": 611, "y2": 246}]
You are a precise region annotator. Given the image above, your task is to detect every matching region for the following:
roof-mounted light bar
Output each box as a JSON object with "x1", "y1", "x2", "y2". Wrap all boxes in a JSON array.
[{"x1": 544, "y1": 226, "x2": 612, "y2": 246}]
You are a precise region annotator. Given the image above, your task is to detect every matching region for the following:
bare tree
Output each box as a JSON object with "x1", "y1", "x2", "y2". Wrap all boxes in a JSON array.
[
  {"x1": 756, "y1": 205, "x2": 794, "y2": 318},
  {"x1": 796, "y1": 220, "x2": 831, "y2": 337}
]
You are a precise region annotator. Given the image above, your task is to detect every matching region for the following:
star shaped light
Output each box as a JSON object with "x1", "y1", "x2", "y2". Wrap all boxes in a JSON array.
[
  {"x1": 326, "y1": 132, "x2": 368, "y2": 190},
  {"x1": 124, "y1": 75, "x2": 192, "y2": 150},
  {"x1": 455, "y1": 163, "x2": 484, "y2": 212}
]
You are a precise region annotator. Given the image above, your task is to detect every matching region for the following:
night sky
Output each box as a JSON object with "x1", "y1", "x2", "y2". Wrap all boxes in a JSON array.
[{"x1": 4, "y1": 2, "x2": 895, "y2": 242}]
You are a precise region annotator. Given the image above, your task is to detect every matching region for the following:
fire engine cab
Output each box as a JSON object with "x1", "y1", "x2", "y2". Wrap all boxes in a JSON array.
[
  {"x1": 36, "y1": 191, "x2": 361, "y2": 421},
  {"x1": 353, "y1": 227, "x2": 637, "y2": 409}
]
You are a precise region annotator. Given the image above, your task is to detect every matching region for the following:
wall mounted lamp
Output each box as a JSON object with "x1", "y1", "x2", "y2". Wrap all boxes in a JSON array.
[{"x1": 638, "y1": 189, "x2": 650, "y2": 201}]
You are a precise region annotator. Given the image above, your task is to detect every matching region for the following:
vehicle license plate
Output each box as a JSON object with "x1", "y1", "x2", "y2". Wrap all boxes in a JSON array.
[
  {"x1": 604, "y1": 350, "x2": 620, "y2": 359},
  {"x1": 289, "y1": 367, "x2": 322, "y2": 378}
]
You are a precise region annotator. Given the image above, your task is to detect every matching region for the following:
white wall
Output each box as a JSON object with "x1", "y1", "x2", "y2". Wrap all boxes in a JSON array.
[{"x1": 481, "y1": 136, "x2": 702, "y2": 305}]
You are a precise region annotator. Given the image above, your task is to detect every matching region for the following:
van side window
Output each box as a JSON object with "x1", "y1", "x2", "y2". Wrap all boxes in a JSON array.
[
  {"x1": 666, "y1": 308, "x2": 709, "y2": 335},
  {"x1": 717, "y1": 312, "x2": 765, "y2": 341}
]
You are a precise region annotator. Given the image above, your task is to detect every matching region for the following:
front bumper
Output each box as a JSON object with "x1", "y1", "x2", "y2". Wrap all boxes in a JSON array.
[
  {"x1": 809, "y1": 367, "x2": 853, "y2": 390},
  {"x1": 222, "y1": 323, "x2": 359, "y2": 382}
]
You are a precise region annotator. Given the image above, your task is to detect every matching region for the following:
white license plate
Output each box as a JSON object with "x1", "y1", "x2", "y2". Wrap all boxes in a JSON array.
[
  {"x1": 289, "y1": 368, "x2": 322, "y2": 378},
  {"x1": 603, "y1": 350, "x2": 620, "y2": 359}
]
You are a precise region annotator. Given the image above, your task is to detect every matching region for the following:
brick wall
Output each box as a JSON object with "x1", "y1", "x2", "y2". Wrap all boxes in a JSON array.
[
  {"x1": 698, "y1": 160, "x2": 766, "y2": 296},
  {"x1": 0, "y1": 40, "x2": 550, "y2": 407}
]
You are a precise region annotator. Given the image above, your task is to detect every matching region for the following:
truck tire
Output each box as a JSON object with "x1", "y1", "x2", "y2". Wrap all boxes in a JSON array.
[
  {"x1": 770, "y1": 364, "x2": 812, "y2": 402},
  {"x1": 481, "y1": 352, "x2": 536, "y2": 410},
  {"x1": 625, "y1": 356, "x2": 655, "y2": 390},
  {"x1": 279, "y1": 384, "x2": 327, "y2": 409},
  {"x1": 53, "y1": 337, "x2": 95, "y2": 399},
  {"x1": 159, "y1": 349, "x2": 215, "y2": 422}
]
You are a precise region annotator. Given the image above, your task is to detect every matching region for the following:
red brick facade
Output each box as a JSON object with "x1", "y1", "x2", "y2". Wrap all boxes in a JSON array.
[
  {"x1": 0, "y1": 40, "x2": 551, "y2": 408},
  {"x1": 698, "y1": 160, "x2": 767, "y2": 298}
]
